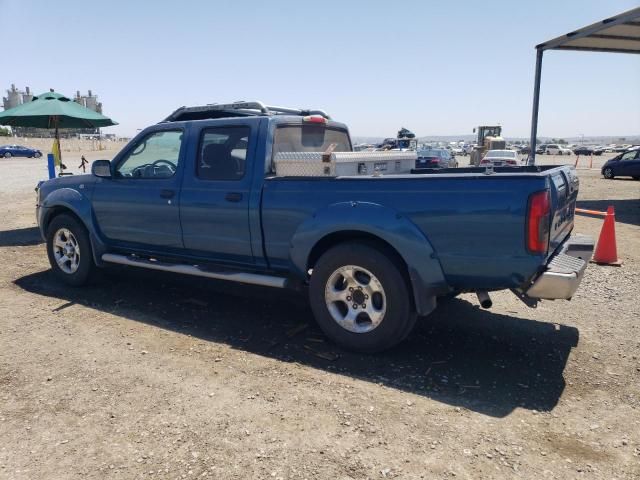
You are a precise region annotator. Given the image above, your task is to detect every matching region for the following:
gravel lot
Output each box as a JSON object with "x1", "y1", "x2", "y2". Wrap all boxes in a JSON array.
[{"x1": 1, "y1": 152, "x2": 639, "y2": 479}]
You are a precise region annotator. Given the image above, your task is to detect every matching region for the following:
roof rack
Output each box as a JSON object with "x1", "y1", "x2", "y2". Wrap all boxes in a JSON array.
[{"x1": 162, "y1": 101, "x2": 331, "y2": 123}]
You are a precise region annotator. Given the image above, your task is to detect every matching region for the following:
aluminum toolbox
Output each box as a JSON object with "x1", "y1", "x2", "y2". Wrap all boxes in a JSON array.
[{"x1": 274, "y1": 151, "x2": 418, "y2": 177}]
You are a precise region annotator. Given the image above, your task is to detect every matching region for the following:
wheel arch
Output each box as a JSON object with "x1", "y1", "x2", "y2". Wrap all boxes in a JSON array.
[
  {"x1": 307, "y1": 230, "x2": 405, "y2": 272},
  {"x1": 43, "y1": 205, "x2": 85, "y2": 234},
  {"x1": 290, "y1": 201, "x2": 448, "y2": 315},
  {"x1": 40, "y1": 189, "x2": 107, "y2": 265}
]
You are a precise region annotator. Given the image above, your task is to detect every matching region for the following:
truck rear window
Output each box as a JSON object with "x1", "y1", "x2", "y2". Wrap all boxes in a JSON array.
[{"x1": 273, "y1": 125, "x2": 352, "y2": 154}]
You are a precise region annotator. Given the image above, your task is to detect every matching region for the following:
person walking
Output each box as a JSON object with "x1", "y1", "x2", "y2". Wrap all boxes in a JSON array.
[{"x1": 78, "y1": 155, "x2": 89, "y2": 173}]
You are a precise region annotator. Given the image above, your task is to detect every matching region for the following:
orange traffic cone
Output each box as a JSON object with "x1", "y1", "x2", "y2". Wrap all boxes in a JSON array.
[{"x1": 593, "y1": 206, "x2": 622, "y2": 266}]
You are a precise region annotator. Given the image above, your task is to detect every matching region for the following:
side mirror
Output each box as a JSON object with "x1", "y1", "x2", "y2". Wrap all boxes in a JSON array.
[{"x1": 92, "y1": 159, "x2": 112, "y2": 178}]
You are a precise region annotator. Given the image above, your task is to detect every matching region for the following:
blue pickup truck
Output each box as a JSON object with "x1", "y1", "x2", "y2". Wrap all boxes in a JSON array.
[{"x1": 36, "y1": 101, "x2": 594, "y2": 352}]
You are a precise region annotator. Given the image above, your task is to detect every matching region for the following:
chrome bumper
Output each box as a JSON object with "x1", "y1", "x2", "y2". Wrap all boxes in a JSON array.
[{"x1": 526, "y1": 234, "x2": 595, "y2": 300}]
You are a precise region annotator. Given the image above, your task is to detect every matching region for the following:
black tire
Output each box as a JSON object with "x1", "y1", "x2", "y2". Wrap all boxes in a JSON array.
[
  {"x1": 603, "y1": 167, "x2": 614, "y2": 179},
  {"x1": 34, "y1": 152, "x2": 42, "y2": 158},
  {"x1": 633, "y1": 176, "x2": 640, "y2": 181},
  {"x1": 3, "y1": 152, "x2": 11, "y2": 158},
  {"x1": 309, "y1": 242, "x2": 417, "y2": 353},
  {"x1": 46, "y1": 213, "x2": 97, "y2": 286}
]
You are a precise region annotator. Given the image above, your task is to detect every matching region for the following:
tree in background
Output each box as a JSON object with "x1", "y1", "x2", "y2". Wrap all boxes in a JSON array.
[{"x1": 0, "y1": 127, "x2": 10, "y2": 137}]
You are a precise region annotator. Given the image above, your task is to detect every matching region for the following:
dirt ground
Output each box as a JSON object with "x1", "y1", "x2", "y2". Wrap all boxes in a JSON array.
[{"x1": 1, "y1": 152, "x2": 639, "y2": 479}]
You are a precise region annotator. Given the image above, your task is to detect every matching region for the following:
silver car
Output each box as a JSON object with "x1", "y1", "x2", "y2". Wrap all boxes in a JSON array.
[{"x1": 480, "y1": 150, "x2": 519, "y2": 167}]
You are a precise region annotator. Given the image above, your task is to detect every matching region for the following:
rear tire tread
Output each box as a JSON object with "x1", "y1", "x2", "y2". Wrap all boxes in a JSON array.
[{"x1": 309, "y1": 242, "x2": 417, "y2": 353}]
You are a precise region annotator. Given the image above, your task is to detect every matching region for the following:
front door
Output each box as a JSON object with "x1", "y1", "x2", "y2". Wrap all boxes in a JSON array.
[
  {"x1": 92, "y1": 128, "x2": 185, "y2": 249},
  {"x1": 179, "y1": 122, "x2": 256, "y2": 265},
  {"x1": 618, "y1": 150, "x2": 640, "y2": 177}
]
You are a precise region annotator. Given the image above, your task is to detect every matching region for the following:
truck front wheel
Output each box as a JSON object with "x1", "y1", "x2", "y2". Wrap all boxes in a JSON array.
[
  {"x1": 309, "y1": 242, "x2": 416, "y2": 353},
  {"x1": 46, "y1": 214, "x2": 97, "y2": 286}
]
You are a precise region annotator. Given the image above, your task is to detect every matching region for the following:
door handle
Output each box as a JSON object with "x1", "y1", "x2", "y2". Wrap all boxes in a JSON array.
[
  {"x1": 160, "y1": 189, "x2": 175, "y2": 199},
  {"x1": 225, "y1": 192, "x2": 243, "y2": 202}
]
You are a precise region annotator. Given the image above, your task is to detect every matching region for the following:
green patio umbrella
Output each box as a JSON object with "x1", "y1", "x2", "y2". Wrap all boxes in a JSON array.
[{"x1": 0, "y1": 89, "x2": 117, "y2": 172}]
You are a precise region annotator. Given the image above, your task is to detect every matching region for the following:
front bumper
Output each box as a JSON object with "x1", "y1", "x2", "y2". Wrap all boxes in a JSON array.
[{"x1": 525, "y1": 234, "x2": 594, "y2": 300}]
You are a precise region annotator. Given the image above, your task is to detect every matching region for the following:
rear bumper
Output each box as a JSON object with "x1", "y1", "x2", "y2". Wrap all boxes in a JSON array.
[{"x1": 525, "y1": 234, "x2": 594, "y2": 300}]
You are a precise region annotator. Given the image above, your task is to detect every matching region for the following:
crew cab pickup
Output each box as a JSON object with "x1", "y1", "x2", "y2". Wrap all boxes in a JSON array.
[{"x1": 36, "y1": 101, "x2": 594, "y2": 352}]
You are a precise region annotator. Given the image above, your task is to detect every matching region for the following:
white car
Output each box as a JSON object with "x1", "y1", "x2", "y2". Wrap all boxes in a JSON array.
[
  {"x1": 545, "y1": 144, "x2": 572, "y2": 155},
  {"x1": 480, "y1": 149, "x2": 519, "y2": 167}
]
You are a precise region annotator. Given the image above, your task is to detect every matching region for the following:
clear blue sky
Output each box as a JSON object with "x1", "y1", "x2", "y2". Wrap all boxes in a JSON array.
[{"x1": 2, "y1": 0, "x2": 639, "y2": 139}]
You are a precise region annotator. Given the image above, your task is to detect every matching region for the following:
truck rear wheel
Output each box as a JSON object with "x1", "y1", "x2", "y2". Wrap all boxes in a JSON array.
[
  {"x1": 46, "y1": 214, "x2": 97, "y2": 286},
  {"x1": 309, "y1": 242, "x2": 416, "y2": 353}
]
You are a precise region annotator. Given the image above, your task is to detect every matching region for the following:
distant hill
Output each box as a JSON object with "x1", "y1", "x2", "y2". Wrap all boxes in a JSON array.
[{"x1": 353, "y1": 134, "x2": 640, "y2": 145}]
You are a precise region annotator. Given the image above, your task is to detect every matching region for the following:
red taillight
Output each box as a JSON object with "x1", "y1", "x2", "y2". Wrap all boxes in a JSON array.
[
  {"x1": 527, "y1": 190, "x2": 551, "y2": 254},
  {"x1": 506, "y1": 160, "x2": 516, "y2": 165},
  {"x1": 480, "y1": 159, "x2": 490, "y2": 164},
  {"x1": 302, "y1": 115, "x2": 327, "y2": 124}
]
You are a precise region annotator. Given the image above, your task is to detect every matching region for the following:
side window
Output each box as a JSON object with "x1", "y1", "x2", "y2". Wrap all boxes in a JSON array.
[
  {"x1": 198, "y1": 126, "x2": 250, "y2": 181},
  {"x1": 621, "y1": 151, "x2": 636, "y2": 161},
  {"x1": 116, "y1": 130, "x2": 182, "y2": 179}
]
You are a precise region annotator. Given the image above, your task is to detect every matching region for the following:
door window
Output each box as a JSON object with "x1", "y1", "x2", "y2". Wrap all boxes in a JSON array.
[
  {"x1": 116, "y1": 130, "x2": 183, "y2": 179},
  {"x1": 197, "y1": 126, "x2": 250, "y2": 181},
  {"x1": 620, "y1": 151, "x2": 637, "y2": 161}
]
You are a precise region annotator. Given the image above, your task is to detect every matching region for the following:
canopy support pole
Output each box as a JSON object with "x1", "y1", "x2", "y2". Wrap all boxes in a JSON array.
[
  {"x1": 528, "y1": 48, "x2": 543, "y2": 165},
  {"x1": 54, "y1": 117, "x2": 64, "y2": 176}
]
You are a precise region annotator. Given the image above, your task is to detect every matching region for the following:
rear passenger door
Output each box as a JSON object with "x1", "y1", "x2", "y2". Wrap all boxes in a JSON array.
[
  {"x1": 618, "y1": 150, "x2": 640, "y2": 177},
  {"x1": 179, "y1": 121, "x2": 258, "y2": 265}
]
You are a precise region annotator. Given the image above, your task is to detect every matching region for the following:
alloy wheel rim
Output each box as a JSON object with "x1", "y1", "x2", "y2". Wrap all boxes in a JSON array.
[
  {"x1": 52, "y1": 228, "x2": 81, "y2": 274},
  {"x1": 324, "y1": 265, "x2": 386, "y2": 333}
]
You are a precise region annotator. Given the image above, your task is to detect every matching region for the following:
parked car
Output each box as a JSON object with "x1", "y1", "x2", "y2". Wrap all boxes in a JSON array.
[
  {"x1": 416, "y1": 148, "x2": 458, "y2": 168},
  {"x1": 601, "y1": 147, "x2": 640, "y2": 180},
  {"x1": 451, "y1": 145, "x2": 464, "y2": 156},
  {"x1": 0, "y1": 144, "x2": 43, "y2": 158},
  {"x1": 545, "y1": 144, "x2": 572, "y2": 155},
  {"x1": 35, "y1": 101, "x2": 594, "y2": 353},
  {"x1": 536, "y1": 144, "x2": 548, "y2": 154},
  {"x1": 461, "y1": 144, "x2": 473, "y2": 155},
  {"x1": 592, "y1": 146, "x2": 605, "y2": 156},
  {"x1": 573, "y1": 146, "x2": 594, "y2": 156},
  {"x1": 480, "y1": 149, "x2": 519, "y2": 167},
  {"x1": 517, "y1": 145, "x2": 531, "y2": 155}
]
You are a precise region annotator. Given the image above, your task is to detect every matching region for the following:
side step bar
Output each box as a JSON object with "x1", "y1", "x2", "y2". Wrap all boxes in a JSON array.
[{"x1": 101, "y1": 253, "x2": 287, "y2": 289}]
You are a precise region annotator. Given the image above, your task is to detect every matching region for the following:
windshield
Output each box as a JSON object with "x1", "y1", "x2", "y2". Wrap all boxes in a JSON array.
[
  {"x1": 273, "y1": 125, "x2": 352, "y2": 154},
  {"x1": 486, "y1": 150, "x2": 516, "y2": 158}
]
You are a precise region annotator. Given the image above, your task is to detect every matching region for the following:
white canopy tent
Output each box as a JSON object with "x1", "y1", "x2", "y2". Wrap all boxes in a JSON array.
[{"x1": 528, "y1": 7, "x2": 640, "y2": 164}]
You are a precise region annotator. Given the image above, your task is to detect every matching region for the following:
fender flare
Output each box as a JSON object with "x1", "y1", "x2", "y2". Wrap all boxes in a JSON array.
[
  {"x1": 41, "y1": 188, "x2": 107, "y2": 265},
  {"x1": 290, "y1": 201, "x2": 448, "y2": 315}
]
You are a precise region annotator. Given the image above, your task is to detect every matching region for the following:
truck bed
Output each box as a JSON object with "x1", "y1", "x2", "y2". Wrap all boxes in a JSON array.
[{"x1": 261, "y1": 165, "x2": 578, "y2": 291}]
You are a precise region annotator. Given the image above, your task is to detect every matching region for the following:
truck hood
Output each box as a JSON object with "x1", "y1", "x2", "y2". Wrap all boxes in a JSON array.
[{"x1": 37, "y1": 174, "x2": 97, "y2": 201}]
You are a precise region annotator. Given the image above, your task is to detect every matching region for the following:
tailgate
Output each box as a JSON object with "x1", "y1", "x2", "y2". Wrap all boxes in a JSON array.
[{"x1": 547, "y1": 166, "x2": 579, "y2": 255}]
